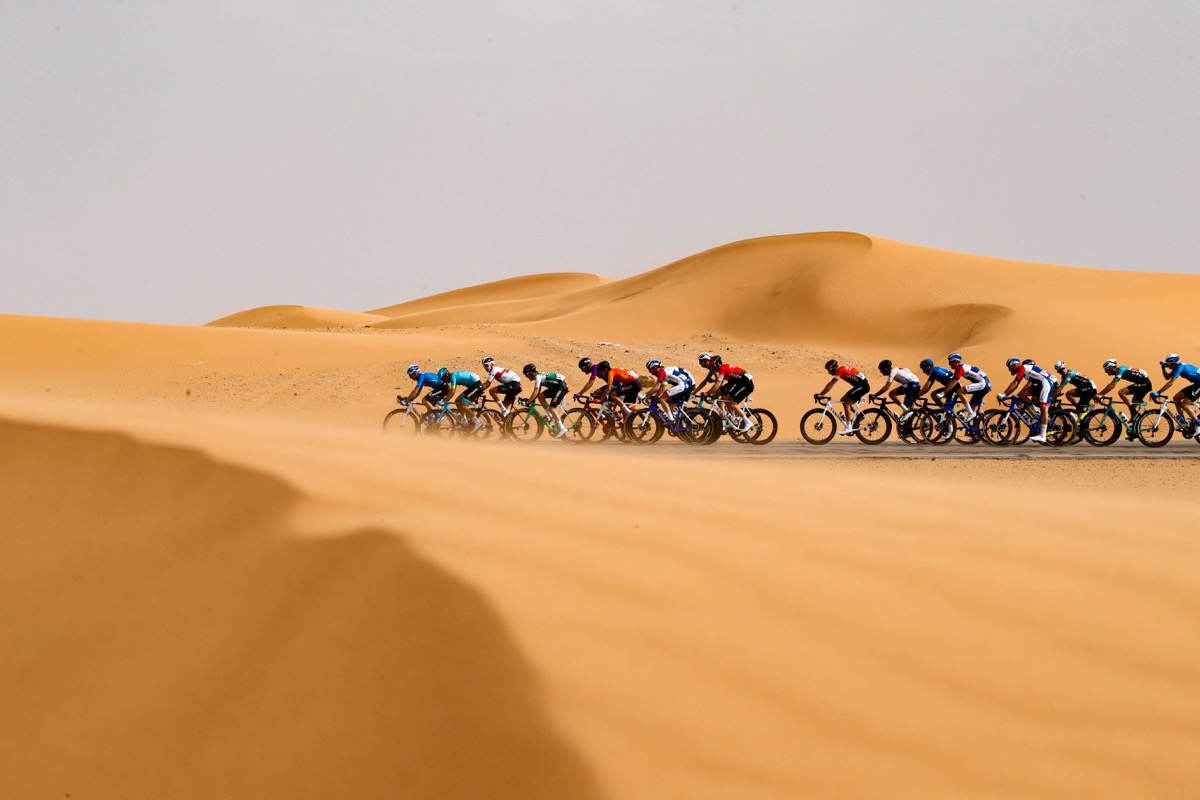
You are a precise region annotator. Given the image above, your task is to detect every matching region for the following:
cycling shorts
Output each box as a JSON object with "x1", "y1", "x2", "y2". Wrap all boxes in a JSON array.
[
  {"x1": 1183, "y1": 382, "x2": 1200, "y2": 402},
  {"x1": 1029, "y1": 378, "x2": 1053, "y2": 405},
  {"x1": 844, "y1": 379, "x2": 869, "y2": 403},
  {"x1": 496, "y1": 381, "x2": 522, "y2": 400},
  {"x1": 721, "y1": 375, "x2": 754, "y2": 402},
  {"x1": 613, "y1": 381, "x2": 640, "y2": 403},
  {"x1": 665, "y1": 379, "x2": 693, "y2": 399},
  {"x1": 964, "y1": 379, "x2": 989, "y2": 394},
  {"x1": 425, "y1": 387, "x2": 448, "y2": 403},
  {"x1": 899, "y1": 382, "x2": 921, "y2": 405},
  {"x1": 1126, "y1": 381, "x2": 1152, "y2": 404},
  {"x1": 458, "y1": 380, "x2": 484, "y2": 403},
  {"x1": 540, "y1": 383, "x2": 568, "y2": 408}
]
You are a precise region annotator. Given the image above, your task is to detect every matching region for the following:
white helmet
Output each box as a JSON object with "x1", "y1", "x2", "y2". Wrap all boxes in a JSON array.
[
  {"x1": 482, "y1": 357, "x2": 495, "y2": 368},
  {"x1": 1103, "y1": 358, "x2": 1117, "y2": 370},
  {"x1": 1054, "y1": 360, "x2": 1067, "y2": 373}
]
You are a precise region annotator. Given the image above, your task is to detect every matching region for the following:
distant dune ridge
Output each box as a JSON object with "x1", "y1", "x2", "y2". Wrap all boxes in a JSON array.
[{"x1": 3, "y1": 232, "x2": 1200, "y2": 799}]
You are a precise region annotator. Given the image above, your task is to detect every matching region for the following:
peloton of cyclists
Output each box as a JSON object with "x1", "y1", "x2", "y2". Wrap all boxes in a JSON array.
[
  {"x1": 998, "y1": 358, "x2": 1057, "y2": 443},
  {"x1": 1156, "y1": 353, "x2": 1200, "y2": 437},
  {"x1": 1096, "y1": 358, "x2": 1154, "y2": 419},
  {"x1": 817, "y1": 360, "x2": 870, "y2": 436},
  {"x1": 696, "y1": 353, "x2": 755, "y2": 433},
  {"x1": 479, "y1": 357, "x2": 523, "y2": 413},
  {"x1": 943, "y1": 353, "x2": 990, "y2": 420},
  {"x1": 1053, "y1": 361, "x2": 1098, "y2": 412},
  {"x1": 399, "y1": 364, "x2": 449, "y2": 411}
]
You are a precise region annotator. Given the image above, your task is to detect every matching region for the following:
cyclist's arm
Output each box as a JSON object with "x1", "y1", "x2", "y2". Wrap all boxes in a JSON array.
[
  {"x1": 876, "y1": 379, "x2": 893, "y2": 397},
  {"x1": 404, "y1": 386, "x2": 421, "y2": 402},
  {"x1": 579, "y1": 376, "x2": 595, "y2": 394},
  {"x1": 1097, "y1": 378, "x2": 1118, "y2": 396},
  {"x1": 1160, "y1": 376, "x2": 1177, "y2": 394},
  {"x1": 444, "y1": 383, "x2": 464, "y2": 404},
  {"x1": 1000, "y1": 378, "x2": 1020, "y2": 397},
  {"x1": 918, "y1": 378, "x2": 935, "y2": 397},
  {"x1": 695, "y1": 370, "x2": 716, "y2": 392},
  {"x1": 818, "y1": 378, "x2": 838, "y2": 398}
]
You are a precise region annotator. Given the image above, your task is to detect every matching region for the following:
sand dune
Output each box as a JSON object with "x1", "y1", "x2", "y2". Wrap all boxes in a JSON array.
[{"x1": 3, "y1": 231, "x2": 1200, "y2": 798}]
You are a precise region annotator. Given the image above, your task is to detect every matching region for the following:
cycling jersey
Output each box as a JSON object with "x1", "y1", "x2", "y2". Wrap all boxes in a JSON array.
[
  {"x1": 653, "y1": 366, "x2": 695, "y2": 388},
  {"x1": 836, "y1": 365, "x2": 866, "y2": 384},
  {"x1": 1015, "y1": 364, "x2": 1055, "y2": 385},
  {"x1": 954, "y1": 364, "x2": 988, "y2": 384},
  {"x1": 1114, "y1": 365, "x2": 1150, "y2": 385},
  {"x1": 1166, "y1": 363, "x2": 1200, "y2": 384},
  {"x1": 927, "y1": 366, "x2": 953, "y2": 385},
  {"x1": 486, "y1": 365, "x2": 520, "y2": 385},
  {"x1": 532, "y1": 371, "x2": 567, "y2": 390},
  {"x1": 446, "y1": 370, "x2": 481, "y2": 387},
  {"x1": 413, "y1": 372, "x2": 445, "y2": 392},
  {"x1": 606, "y1": 368, "x2": 639, "y2": 385},
  {"x1": 1062, "y1": 370, "x2": 1096, "y2": 391},
  {"x1": 888, "y1": 366, "x2": 919, "y2": 386}
]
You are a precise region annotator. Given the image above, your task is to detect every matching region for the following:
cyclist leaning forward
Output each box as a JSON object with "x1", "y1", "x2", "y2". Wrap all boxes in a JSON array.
[
  {"x1": 998, "y1": 358, "x2": 1057, "y2": 443},
  {"x1": 1156, "y1": 353, "x2": 1200, "y2": 436},
  {"x1": 443, "y1": 368, "x2": 486, "y2": 430},
  {"x1": 594, "y1": 361, "x2": 642, "y2": 414},
  {"x1": 521, "y1": 363, "x2": 570, "y2": 437},
  {"x1": 818, "y1": 360, "x2": 870, "y2": 436},
  {"x1": 1052, "y1": 360, "x2": 1098, "y2": 412},
  {"x1": 873, "y1": 359, "x2": 921, "y2": 417},
  {"x1": 1097, "y1": 358, "x2": 1154, "y2": 418},
  {"x1": 400, "y1": 364, "x2": 449, "y2": 411},
  {"x1": 696, "y1": 352, "x2": 755, "y2": 433},
  {"x1": 644, "y1": 359, "x2": 696, "y2": 412},
  {"x1": 943, "y1": 353, "x2": 990, "y2": 420},
  {"x1": 479, "y1": 357, "x2": 523, "y2": 413}
]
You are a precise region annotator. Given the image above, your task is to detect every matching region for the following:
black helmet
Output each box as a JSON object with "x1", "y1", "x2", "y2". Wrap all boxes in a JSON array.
[
  {"x1": 595, "y1": 360, "x2": 611, "y2": 374},
  {"x1": 878, "y1": 359, "x2": 892, "y2": 374},
  {"x1": 919, "y1": 358, "x2": 934, "y2": 373},
  {"x1": 578, "y1": 357, "x2": 592, "y2": 373},
  {"x1": 825, "y1": 359, "x2": 839, "y2": 373},
  {"x1": 522, "y1": 363, "x2": 537, "y2": 377},
  {"x1": 710, "y1": 354, "x2": 723, "y2": 368},
  {"x1": 1022, "y1": 358, "x2": 1035, "y2": 366}
]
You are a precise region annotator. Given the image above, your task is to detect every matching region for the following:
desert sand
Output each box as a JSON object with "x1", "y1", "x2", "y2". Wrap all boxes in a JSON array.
[{"x1": 2, "y1": 233, "x2": 1198, "y2": 799}]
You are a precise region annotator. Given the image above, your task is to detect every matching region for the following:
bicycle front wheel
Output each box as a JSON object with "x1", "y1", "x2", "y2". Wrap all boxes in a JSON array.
[
  {"x1": 504, "y1": 409, "x2": 545, "y2": 442},
  {"x1": 920, "y1": 413, "x2": 954, "y2": 446},
  {"x1": 1134, "y1": 411, "x2": 1174, "y2": 447},
  {"x1": 419, "y1": 409, "x2": 457, "y2": 438},
  {"x1": 854, "y1": 408, "x2": 891, "y2": 445},
  {"x1": 625, "y1": 409, "x2": 665, "y2": 444},
  {"x1": 980, "y1": 410, "x2": 1016, "y2": 446},
  {"x1": 559, "y1": 408, "x2": 597, "y2": 443},
  {"x1": 800, "y1": 408, "x2": 837, "y2": 445},
  {"x1": 383, "y1": 407, "x2": 418, "y2": 434},
  {"x1": 1047, "y1": 410, "x2": 1076, "y2": 447},
  {"x1": 744, "y1": 409, "x2": 778, "y2": 445},
  {"x1": 686, "y1": 408, "x2": 720, "y2": 445},
  {"x1": 1080, "y1": 409, "x2": 1121, "y2": 446}
]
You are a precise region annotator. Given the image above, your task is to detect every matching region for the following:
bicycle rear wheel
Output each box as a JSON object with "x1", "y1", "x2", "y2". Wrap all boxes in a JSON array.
[
  {"x1": 744, "y1": 409, "x2": 778, "y2": 445},
  {"x1": 800, "y1": 408, "x2": 837, "y2": 445},
  {"x1": 1047, "y1": 410, "x2": 1076, "y2": 446},
  {"x1": 559, "y1": 408, "x2": 597, "y2": 443},
  {"x1": 687, "y1": 408, "x2": 720, "y2": 445},
  {"x1": 1134, "y1": 412, "x2": 1174, "y2": 447},
  {"x1": 477, "y1": 409, "x2": 505, "y2": 440},
  {"x1": 853, "y1": 408, "x2": 890, "y2": 445},
  {"x1": 419, "y1": 409, "x2": 458, "y2": 438},
  {"x1": 1080, "y1": 408, "x2": 1121, "y2": 446},
  {"x1": 953, "y1": 415, "x2": 981, "y2": 445},
  {"x1": 980, "y1": 410, "x2": 1016, "y2": 446},
  {"x1": 504, "y1": 409, "x2": 545, "y2": 442}
]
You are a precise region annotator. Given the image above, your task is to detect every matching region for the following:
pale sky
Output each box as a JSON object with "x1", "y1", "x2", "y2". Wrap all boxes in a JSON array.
[{"x1": 3, "y1": 1, "x2": 1198, "y2": 324}]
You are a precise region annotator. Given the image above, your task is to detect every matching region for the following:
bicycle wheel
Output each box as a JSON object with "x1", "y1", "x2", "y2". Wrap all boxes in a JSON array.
[
  {"x1": 477, "y1": 409, "x2": 506, "y2": 440},
  {"x1": 1079, "y1": 409, "x2": 1118, "y2": 446},
  {"x1": 559, "y1": 408, "x2": 597, "y2": 443},
  {"x1": 419, "y1": 409, "x2": 457, "y2": 438},
  {"x1": 895, "y1": 411, "x2": 920, "y2": 444},
  {"x1": 800, "y1": 408, "x2": 837, "y2": 445},
  {"x1": 744, "y1": 409, "x2": 778, "y2": 445},
  {"x1": 853, "y1": 408, "x2": 891, "y2": 445},
  {"x1": 383, "y1": 407, "x2": 419, "y2": 434},
  {"x1": 504, "y1": 409, "x2": 545, "y2": 442},
  {"x1": 1046, "y1": 410, "x2": 1075, "y2": 446},
  {"x1": 980, "y1": 410, "x2": 1016, "y2": 446},
  {"x1": 625, "y1": 409, "x2": 665, "y2": 444},
  {"x1": 1134, "y1": 411, "x2": 1174, "y2": 447},
  {"x1": 924, "y1": 413, "x2": 955, "y2": 445},
  {"x1": 953, "y1": 414, "x2": 981, "y2": 445},
  {"x1": 686, "y1": 408, "x2": 721, "y2": 445}
]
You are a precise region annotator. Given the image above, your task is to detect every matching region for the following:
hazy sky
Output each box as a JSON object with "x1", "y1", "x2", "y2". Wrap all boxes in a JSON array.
[{"x1": 3, "y1": 1, "x2": 1198, "y2": 324}]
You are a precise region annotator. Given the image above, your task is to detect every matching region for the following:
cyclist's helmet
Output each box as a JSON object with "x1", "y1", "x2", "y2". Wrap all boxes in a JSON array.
[
  {"x1": 578, "y1": 357, "x2": 592, "y2": 373},
  {"x1": 437, "y1": 367, "x2": 450, "y2": 380},
  {"x1": 1005, "y1": 357, "x2": 1021, "y2": 372},
  {"x1": 825, "y1": 359, "x2": 839, "y2": 374},
  {"x1": 698, "y1": 351, "x2": 714, "y2": 366},
  {"x1": 522, "y1": 363, "x2": 537, "y2": 377},
  {"x1": 482, "y1": 357, "x2": 495, "y2": 369},
  {"x1": 406, "y1": 364, "x2": 420, "y2": 377},
  {"x1": 709, "y1": 354, "x2": 723, "y2": 368},
  {"x1": 645, "y1": 359, "x2": 662, "y2": 372},
  {"x1": 1163, "y1": 353, "x2": 1181, "y2": 366},
  {"x1": 1103, "y1": 358, "x2": 1117, "y2": 371},
  {"x1": 919, "y1": 358, "x2": 934, "y2": 373},
  {"x1": 1021, "y1": 358, "x2": 1035, "y2": 366},
  {"x1": 595, "y1": 360, "x2": 611, "y2": 375},
  {"x1": 1054, "y1": 360, "x2": 1067, "y2": 373},
  {"x1": 878, "y1": 359, "x2": 892, "y2": 374},
  {"x1": 947, "y1": 352, "x2": 962, "y2": 363}
]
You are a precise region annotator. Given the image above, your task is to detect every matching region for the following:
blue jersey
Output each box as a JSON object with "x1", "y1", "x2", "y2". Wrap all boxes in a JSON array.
[
  {"x1": 928, "y1": 366, "x2": 953, "y2": 385},
  {"x1": 1167, "y1": 363, "x2": 1200, "y2": 384},
  {"x1": 446, "y1": 370, "x2": 481, "y2": 387},
  {"x1": 414, "y1": 372, "x2": 445, "y2": 392}
]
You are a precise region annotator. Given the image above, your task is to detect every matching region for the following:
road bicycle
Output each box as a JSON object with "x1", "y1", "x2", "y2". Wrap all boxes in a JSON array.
[
  {"x1": 383, "y1": 397, "x2": 423, "y2": 434},
  {"x1": 691, "y1": 395, "x2": 778, "y2": 445},
  {"x1": 623, "y1": 396, "x2": 716, "y2": 445},
  {"x1": 503, "y1": 398, "x2": 585, "y2": 443},
  {"x1": 566, "y1": 393, "x2": 629, "y2": 442},
  {"x1": 418, "y1": 400, "x2": 496, "y2": 439},
  {"x1": 980, "y1": 395, "x2": 1074, "y2": 446},
  {"x1": 860, "y1": 394, "x2": 923, "y2": 445},
  {"x1": 1076, "y1": 395, "x2": 1177, "y2": 448},
  {"x1": 799, "y1": 395, "x2": 873, "y2": 445},
  {"x1": 914, "y1": 394, "x2": 988, "y2": 446}
]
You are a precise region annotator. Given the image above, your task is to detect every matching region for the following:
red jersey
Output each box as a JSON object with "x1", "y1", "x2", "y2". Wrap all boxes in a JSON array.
[
  {"x1": 836, "y1": 365, "x2": 862, "y2": 383},
  {"x1": 717, "y1": 363, "x2": 747, "y2": 379}
]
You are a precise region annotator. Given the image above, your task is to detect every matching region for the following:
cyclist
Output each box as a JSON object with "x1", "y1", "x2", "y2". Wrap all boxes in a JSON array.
[
  {"x1": 940, "y1": 353, "x2": 990, "y2": 420},
  {"x1": 697, "y1": 353, "x2": 755, "y2": 433},
  {"x1": 594, "y1": 361, "x2": 642, "y2": 414},
  {"x1": 1052, "y1": 361, "x2": 1097, "y2": 412},
  {"x1": 1156, "y1": 354, "x2": 1200, "y2": 436},
  {"x1": 817, "y1": 359, "x2": 870, "y2": 435},
  {"x1": 873, "y1": 359, "x2": 921, "y2": 416},
  {"x1": 577, "y1": 357, "x2": 606, "y2": 399},
  {"x1": 645, "y1": 358, "x2": 696, "y2": 413},
  {"x1": 521, "y1": 363, "x2": 570, "y2": 437},
  {"x1": 398, "y1": 364, "x2": 448, "y2": 411},
  {"x1": 443, "y1": 367, "x2": 486, "y2": 431},
  {"x1": 997, "y1": 358, "x2": 1057, "y2": 443},
  {"x1": 1096, "y1": 358, "x2": 1154, "y2": 418},
  {"x1": 916, "y1": 358, "x2": 955, "y2": 407},
  {"x1": 479, "y1": 357, "x2": 523, "y2": 413}
]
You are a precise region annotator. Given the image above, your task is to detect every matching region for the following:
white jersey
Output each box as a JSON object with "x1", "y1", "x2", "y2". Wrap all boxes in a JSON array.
[
  {"x1": 660, "y1": 366, "x2": 694, "y2": 387},
  {"x1": 487, "y1": 365, "x2": 521, "y2": 385},
  {"x1": 889, "y1": 367, "x2": 919, "y2": 386},
  {"x1": 958, "y1": 364, "x2": 988, "y2": 383}
]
